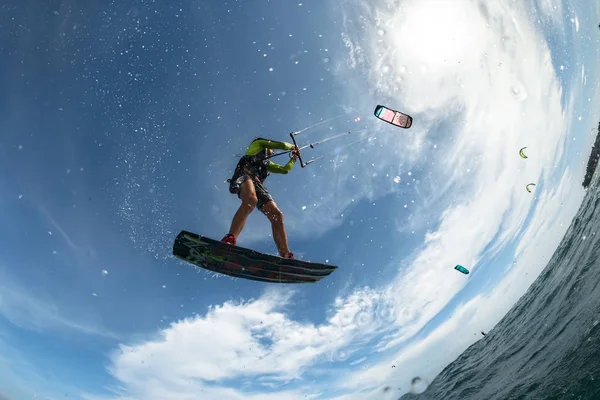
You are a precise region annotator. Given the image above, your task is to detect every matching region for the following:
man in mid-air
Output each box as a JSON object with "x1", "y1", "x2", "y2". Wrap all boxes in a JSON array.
[{"x1": 222, "y1": 137, "x2": 300, "y2": 259}]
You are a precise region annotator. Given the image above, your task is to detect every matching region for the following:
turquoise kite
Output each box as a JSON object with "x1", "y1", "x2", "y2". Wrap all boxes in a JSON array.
[{"x1": 455, "y1": 265, "x2": 469, "y2": 274}]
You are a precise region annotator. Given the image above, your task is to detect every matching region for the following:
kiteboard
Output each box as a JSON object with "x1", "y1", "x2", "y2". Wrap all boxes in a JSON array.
[{"x1": 172, "y1": 230, "x2": 337, "y2": 284}]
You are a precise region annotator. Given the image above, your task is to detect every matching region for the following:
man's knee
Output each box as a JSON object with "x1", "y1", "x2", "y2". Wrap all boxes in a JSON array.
[
  {"x1": 243, "y1": 194, "x2": 258, "y2": 210},
  {"x1": 263, "y1": 203, "x2": 284, "y2": 223}
]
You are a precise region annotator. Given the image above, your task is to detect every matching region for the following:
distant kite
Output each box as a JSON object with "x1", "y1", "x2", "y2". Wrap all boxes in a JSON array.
[
  {"x1": 455, "y1": 265, "x2": 469, "y2": 274},
  {"x1": 526, "y1": 183, "x2": 536, "y2": 193},
  {"x1": 519, "y1": 147, "x2": 528, "y2": 159},
  {"x1": 374, "y1": 105, "x2": 413, "y2": 129}
]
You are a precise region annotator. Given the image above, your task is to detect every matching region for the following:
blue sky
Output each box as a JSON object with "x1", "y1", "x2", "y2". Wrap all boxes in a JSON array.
[{"x1": 1, "y1": 0, "x2": 600, "y2": 399}]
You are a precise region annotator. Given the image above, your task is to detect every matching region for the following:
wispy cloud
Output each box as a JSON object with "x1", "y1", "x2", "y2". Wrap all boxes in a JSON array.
[
  {"x1": 0, "y1": 334, "x2": 87, "y2": 400},
  {"x1": 37, "y1": 204, "x2": 84, "y2": 253},
  {"x1": 0, "y1": 268, "x2": 117, "y2": 339}
]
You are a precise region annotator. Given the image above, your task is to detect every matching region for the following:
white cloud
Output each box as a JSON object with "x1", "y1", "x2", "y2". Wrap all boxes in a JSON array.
[
  {"x1": 87, "y1": 287, "x2": 397, "y2": 399},
  {"x1": 308, "y1": 0, "x2": 573, "y2": 351}
]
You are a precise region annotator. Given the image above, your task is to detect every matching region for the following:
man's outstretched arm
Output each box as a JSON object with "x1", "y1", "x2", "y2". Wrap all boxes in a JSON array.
[{"x1": 245, "y1": 139, "x2": 294, "y2": 155}]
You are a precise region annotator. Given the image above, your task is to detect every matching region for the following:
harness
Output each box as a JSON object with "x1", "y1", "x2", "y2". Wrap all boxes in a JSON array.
[
  {"x1": 227, "y1": 138, "x2": 272, "y2": 191},
  {"x1": 231, "y1": 151, "x2": 270, "y2": 184}
]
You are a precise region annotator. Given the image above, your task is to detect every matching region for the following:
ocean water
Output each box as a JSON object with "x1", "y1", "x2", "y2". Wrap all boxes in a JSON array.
[{"x1": 401, "y1": 170, "x2": 600, "y2": 400}]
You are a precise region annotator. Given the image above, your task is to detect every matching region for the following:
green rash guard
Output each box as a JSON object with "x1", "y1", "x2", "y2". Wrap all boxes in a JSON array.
[{"x1": 244, "y1": 139, "x2": 296, "y2": 174}]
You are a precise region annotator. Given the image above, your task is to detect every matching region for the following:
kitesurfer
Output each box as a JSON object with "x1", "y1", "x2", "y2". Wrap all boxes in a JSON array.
[{"x1": 222, "y1": 137, "x2": 300, "y2": 259}]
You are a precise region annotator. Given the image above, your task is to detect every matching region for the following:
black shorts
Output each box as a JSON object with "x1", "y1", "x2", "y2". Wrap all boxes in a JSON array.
[{"x1": 229, "y1": 175, "x2": 273, "y2": 210}]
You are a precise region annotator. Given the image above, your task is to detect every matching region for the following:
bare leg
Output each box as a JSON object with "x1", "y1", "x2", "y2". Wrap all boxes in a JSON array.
[
  {"x1": 228, "y1": 178, "x2": 258, "y2": 237},
  {"x1": 260, "y1": 200, "x2": 290, "y2": 257}
]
